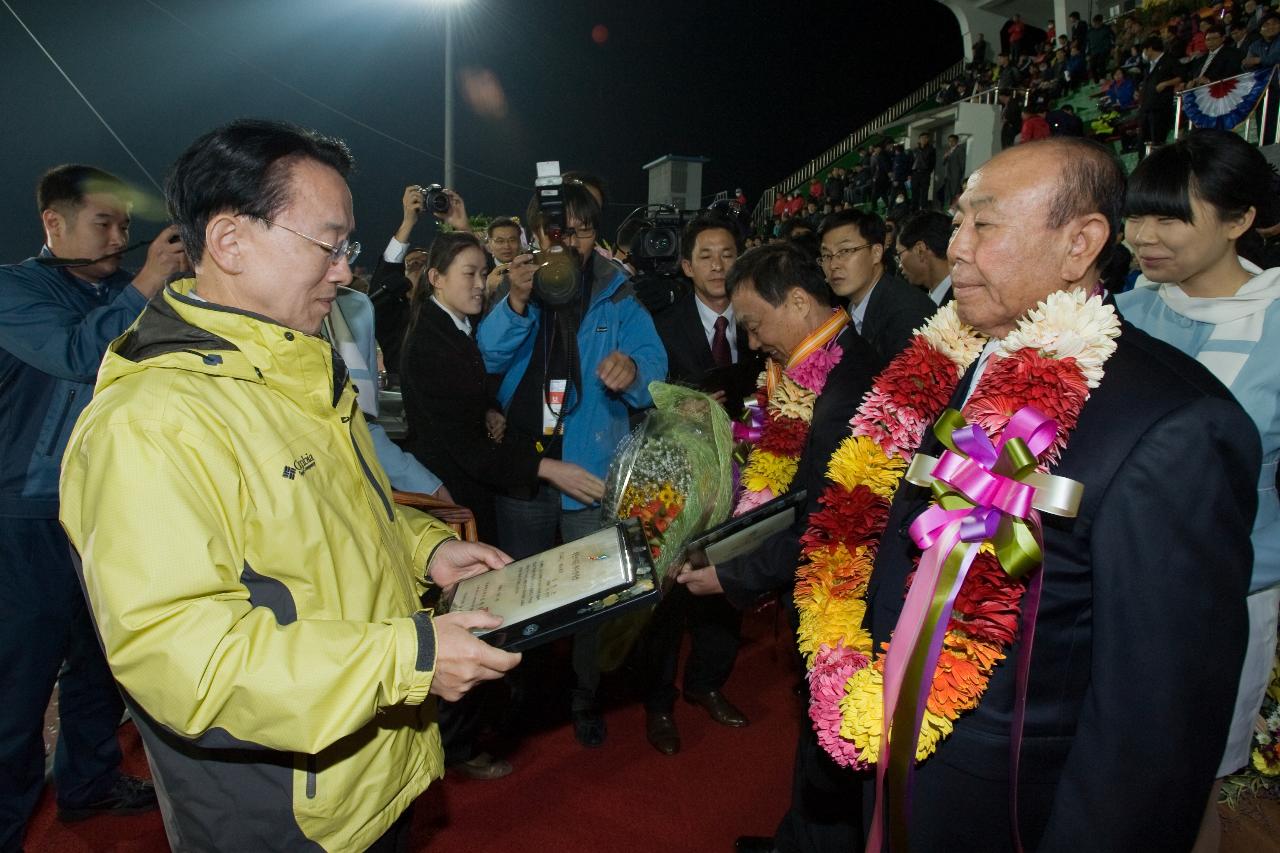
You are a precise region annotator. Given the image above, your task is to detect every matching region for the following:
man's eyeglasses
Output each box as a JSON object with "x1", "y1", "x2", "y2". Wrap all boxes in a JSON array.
[
  {"x1": 260, "y1": 217, "x2": 361, "y2": 267},
  {"x1": 819, "y1": 243, "x2": 874, "y2": 267},
  {"x1": 562, "y1": 225, "x2": 597, "y2": 241}
]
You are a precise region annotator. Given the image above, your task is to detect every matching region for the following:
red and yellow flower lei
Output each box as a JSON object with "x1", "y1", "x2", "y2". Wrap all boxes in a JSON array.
[
  {"x1": 796, "y1": 291, "x2": 1119, "y2": 768},
  {"x1": 735, "y1": 309, "x2": 848, "y2": 516}
]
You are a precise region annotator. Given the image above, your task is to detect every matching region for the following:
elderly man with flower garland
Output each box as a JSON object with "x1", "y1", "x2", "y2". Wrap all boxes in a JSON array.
[
  {"x1": 808, "y1": 137, "x2": 1259, "y2": 851},
  {"x1": 677, "y1": 241, "x2": 884, "y2": 853}
]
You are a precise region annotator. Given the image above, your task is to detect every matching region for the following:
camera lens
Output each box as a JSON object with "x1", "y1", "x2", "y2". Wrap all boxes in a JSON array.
[
  {"x1": 643, "y1": 228, "x2": 676, "y2": 258},
  {"x1": 426, "y1": 189, "x2": 451, "y2": 215}
]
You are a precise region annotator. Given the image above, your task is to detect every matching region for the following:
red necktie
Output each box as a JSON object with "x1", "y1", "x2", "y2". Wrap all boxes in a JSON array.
[{"x1": 711, "y1": 316, "x2": 732, "y2": 368}]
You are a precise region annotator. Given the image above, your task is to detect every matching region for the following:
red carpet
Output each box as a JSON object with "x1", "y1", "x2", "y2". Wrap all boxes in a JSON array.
[{"x1": 24, "y1": 605, "x2": 800, "y2": 852}]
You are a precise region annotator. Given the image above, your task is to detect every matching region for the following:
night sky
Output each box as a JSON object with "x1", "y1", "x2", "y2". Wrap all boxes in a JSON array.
[{"x1": 0, "y1": 0, "x2": 960, "y2": 265}]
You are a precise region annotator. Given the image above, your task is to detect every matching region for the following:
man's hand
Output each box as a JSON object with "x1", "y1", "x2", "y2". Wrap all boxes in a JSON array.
[
  {"x1": 538, "y1": 458, "x2": 605, "y2": 505},
  {"x1": 596, "y1": 351, "x2": 637, "y2": 392},
  {"x1": 1244, "y1": 54, "x2": 1261, "y2": 69},
  {"x1": 675, "y1": 561, "x2": 724, "y2": 596},
  {"x1": 131, "y1": 225, "x2": 188, "y2": 298},
  {"x1": 505, "y1": 253, "x2": 536, "y2": 314},
  {"x1": 428, "y1": 540, "x2": 511, "y2": 588},
  {"x1": 429, "y1": 610, "x2": 522, "y2": 701},
  {"x1": 432, "y1": 484, "x2": 454, "y2": 504},
  {"x1": 485, "y1": 410, "x2": 506, "y2": 443},
  {"x1": 437, "y1": 189, "x2": 470, "y2": 233},
  {"x1": 394, "y1": 186, "x2": 425, "y2": 244}
]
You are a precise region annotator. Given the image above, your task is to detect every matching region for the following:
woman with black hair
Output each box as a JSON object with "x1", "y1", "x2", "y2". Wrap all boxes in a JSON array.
[
  {"x1": 1117, "y1": 128, "x2": 1280, "y2": 851},
  {"x1": 399, "y1": 231, "x2": 602, "y2": 545}
]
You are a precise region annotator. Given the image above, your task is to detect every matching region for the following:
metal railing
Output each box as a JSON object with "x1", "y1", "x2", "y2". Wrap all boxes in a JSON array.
[{"x1": 752, "y1": 59, "x2": 968, "y2": 228}]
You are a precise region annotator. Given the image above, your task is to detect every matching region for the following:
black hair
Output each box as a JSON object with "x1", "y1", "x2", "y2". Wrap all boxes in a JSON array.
[
  {"x1": 778, "y1": 217, "x2": 814, "y2": 241},
  {"x1": 1143, "y1": 35, "x2": 1165, "y2": 51},
  {"x1": 1024, "y1": 137, "x2": 1125, "y2": 270},
  {"x1": 486, "y1": 216, "x2": 521, "y2": 238},
  {"x1": 896, "y1": 210, "x2": 953, "y2": 259},
  {"x1": 817, "y1": 208, "x2": 887, "y2": 247},
  {"x1": 36, "y1": 164, "x2": 126, "y2": 216},
  {"x1": 725, "y1": 242, "x2": 832, "y2": 308},
  {"x1": 165, "y1": 119, "x2": 353, "y2": 265},
  {"x1": 524, "y1": 180, "x2": 600, "y2": 238},
  {"x1": 1206, "y1": 23, "x2": 1227, "y2": 37},
  {"x1": 1264, "y1": 12, "x2": 1280, "y2": 26},
  {"x1": 409, "y1": 230, "x2": 485, "y2": 321},
  {"x1": 562, "y1": 170, "x2": 608, "y2": 206},
  {"x1": 680, "y1": 213, "x2": 743, "y2": 261},
  {"x1": 1124, "y1": 129, "x2": 1278, "y2": 231}
]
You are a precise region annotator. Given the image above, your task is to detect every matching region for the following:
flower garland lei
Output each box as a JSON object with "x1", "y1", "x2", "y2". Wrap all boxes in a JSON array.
[
  {"x1": 796, "y1": 289, "x2": 1120, "y2": 768},
  {"x1": 734, "y1": 310, "x2": 847, "y2": 516}
]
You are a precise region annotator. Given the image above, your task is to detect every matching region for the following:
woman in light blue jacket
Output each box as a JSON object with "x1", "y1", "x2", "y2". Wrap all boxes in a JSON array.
[{"x1": 1117, "y1": 128, "x2": 1280, "y2": 850}]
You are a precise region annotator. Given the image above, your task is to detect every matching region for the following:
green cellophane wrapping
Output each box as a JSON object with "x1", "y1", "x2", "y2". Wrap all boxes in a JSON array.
[{"x1": 595, "y1": 382, "x2": 734, "y2": 670}]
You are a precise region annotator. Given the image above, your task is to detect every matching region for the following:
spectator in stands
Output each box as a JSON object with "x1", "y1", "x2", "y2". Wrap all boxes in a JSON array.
[
  {"x1": 996, "y1": 52, "x2": 1021, "y2": 89},
  {"x1": 938, "y1": 133, "x2": 966, "y2": 210},
  {"x1": 1019, "y1": 104, "x2": 1053, "y2": 143},
  {"x1": 369, "y1": 184, "x2": 469, "y2": 376},
  {"x1": 772, "y1": 192, "x2": 788, "y2": 219},
  {"x1": 641, "y1": 215, "x2": 760, "y2": 757},
  {"x1": 807, "y1": 176, "x2": 824, "y2": 202},
  {"x1": 1118, "y1": 128, "x2": 1280, "y2": 853},
  {"x1": 972, "y1": 32, "x2": 989, "y2": 67},
  {"x1": 824, "y1": 168, "x2": 845, "y2": 205},
  {"x1": 483, "y1": 216, "x2": 523, "y2": 307},
  {"x1": 1231, "y1": 20, "x2": 1256, "y2": 53},
  {"x1": 910, "y1": 132, "x2": 937, "y2": 211},
  {"x1": 1244, "y1": 0, "x2": 1267, "y2": 37},
  {"x1": 1099, "y1": 65, "x2": 1138, "y2": 110},
  {"x1": 1139, "y1": 35, "x2": 1182, "y2": 154},
  {"x1": 0, "y1": 165, "x2": 184, "y2": 850},
  {"x1": 477, "y1": 181, "x2": 666, "y2": 748},
  {"x1": 817, "y1": 209, "x2": 936, "y2": 361},
  {"x1": 1070, "y1": 10, "x2": 1089, "y2": 49},
  {"x1": 785, "y1": 191, "x2": 805, "y2": 218},
  {"x1": 1186, "y1": 16, "x2": 1211, "y2": 58},
  {"x1": 894, "y1": 210, "x2": 953, "y2": 305},
  {"x1": 1047, "y1": 103, "x2": 1086, "y2": 136},
  {"x1": 59, "y1": 118, "x2": 520, "y2": 853},
  {"x1": 873, "y1": 142, "x2": 894, "y2": 211},
  {"x1": 1066, "y1": 43, "x2": 1088, "y2": 89},
  {"x1": 735, "y1": 188, "x2": 748, "y2": 208},
  {"x1": 1186, "y1": 23, "x2": 1245, "y2": 87},
  {"x1": 1088, "y1": 14, "x2": 1117, "y2": 81},
  {"x1": 891, "y1": 143, "x2": 912, "y2": 202},
  {"x1": 1008, "y1": 14, "x2": 1027, "y2": 61},
  {"x1": 999, "y1": 91, "x2": 1021, "y2": 149},
  {"x1": 1243, "y1": 12, "x2": 1280, "y2": 70}
]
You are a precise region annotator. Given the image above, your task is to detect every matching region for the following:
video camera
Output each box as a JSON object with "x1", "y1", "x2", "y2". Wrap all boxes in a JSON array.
[{"x1": 618, "y1": 198, "x2": 747, "y2": 314}]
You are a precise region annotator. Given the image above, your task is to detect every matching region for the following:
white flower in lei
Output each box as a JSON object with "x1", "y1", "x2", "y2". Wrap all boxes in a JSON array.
[
  {"x1": 996, "y1": 288, "x2": 1121, "y2": 387},
  {"x1": 916, "y1": 302, "x2": 987, "y2": 370}
]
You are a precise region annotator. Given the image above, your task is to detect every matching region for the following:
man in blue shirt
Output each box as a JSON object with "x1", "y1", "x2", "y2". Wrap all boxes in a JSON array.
[{"x1": 0, "y1": 164, "x2": 187, "y2": 849}]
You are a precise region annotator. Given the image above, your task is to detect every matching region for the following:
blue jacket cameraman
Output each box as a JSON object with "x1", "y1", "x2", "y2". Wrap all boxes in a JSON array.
[
  {"x1": 476, "y1": 178, "x2": 666, "y2": 746},
  {"x1": 0, "y1": 164, "x2": 187, "y2": 849}
]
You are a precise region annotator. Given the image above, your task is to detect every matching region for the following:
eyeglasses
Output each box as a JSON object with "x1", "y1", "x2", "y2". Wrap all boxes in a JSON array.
[
  {"x1": 259, "y1": 217, "x2": 361, "y2": 267},
  {"x1": 562, "y1": 225, "x2": 597, "y2": 241},
  {"x1": 819, "y1": 243, "x2": 874, "y2": 267}
]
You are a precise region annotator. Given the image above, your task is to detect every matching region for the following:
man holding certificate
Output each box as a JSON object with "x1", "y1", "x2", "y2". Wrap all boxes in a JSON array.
[{"x1": 677, "y1": 241, "x2": 882, "y2": 852}]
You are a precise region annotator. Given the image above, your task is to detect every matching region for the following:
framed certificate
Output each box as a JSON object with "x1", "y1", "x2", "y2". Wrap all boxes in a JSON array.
[
  {"x1": 441, "y1": 519, "x2": 658, "y2": 651},
  {"x1": 683, "y1": 489, "x2": 808, "y2": 568}
]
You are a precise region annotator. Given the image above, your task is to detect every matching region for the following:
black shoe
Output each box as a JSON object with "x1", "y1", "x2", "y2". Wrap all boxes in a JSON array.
[
  {"x1": 572, "y1": 706, "x2": 607, "y2": 748},
  {"x1": 684, "y1": 688, "x2": 749, "y2": 727},
  {"x1": 645, "y1": 710, "x2": 681, "y2": 756},
  {"x1": 734, "y1": 836, "x2": 777, "y2": 853},
  {"x1": 58, "y1": 774, "x2": 158, "y2": 823}
]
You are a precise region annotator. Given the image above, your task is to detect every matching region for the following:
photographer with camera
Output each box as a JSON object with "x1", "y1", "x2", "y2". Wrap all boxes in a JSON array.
[
  {"x1": 0, "y1": 164, "x2": 191, "y2": 848},
  {"x1": 477, "y1": 177, "x2": 667, "y2": 747},
  {"x1": 369, "y1": 183, "x2": 469, "y2": 373}
]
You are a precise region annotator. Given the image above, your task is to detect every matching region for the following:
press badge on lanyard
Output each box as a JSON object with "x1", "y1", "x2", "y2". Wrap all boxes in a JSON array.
[{"x1": 542, "y1": 379, "x2": 567, "y2": 435}]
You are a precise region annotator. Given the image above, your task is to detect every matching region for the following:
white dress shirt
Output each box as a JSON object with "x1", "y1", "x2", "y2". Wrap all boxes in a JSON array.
[
  {"x1": 930, "y1": 274, "x2": 952, "y2": 306},
  {"x1": 849, "y1": 277, "x2": 880, "y2": 334},
  {"x1": 430, "y1": 295, "x2": 472, "y2": 335},
  {"x1": 694, "y1": 295, "x2": 738, "y2": 363}
]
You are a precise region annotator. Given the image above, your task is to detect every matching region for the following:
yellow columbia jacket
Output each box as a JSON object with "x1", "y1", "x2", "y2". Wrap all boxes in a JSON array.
[{"x1": 59, "y1": 280, "x2": 457, "y2": 852}]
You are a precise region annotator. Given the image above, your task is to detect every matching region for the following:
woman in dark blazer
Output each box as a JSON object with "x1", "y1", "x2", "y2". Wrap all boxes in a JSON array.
[{"x1": 400, "y1": 232, "x2": 601, "y2": 543}]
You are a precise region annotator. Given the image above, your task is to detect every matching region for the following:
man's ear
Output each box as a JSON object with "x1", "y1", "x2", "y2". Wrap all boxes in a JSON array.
[
  {"x1": 1061, "y1": 213, "x2": 1113, "y2": 283},
  {"x1": 680, "y1": 258, "x2": 695, "y2": 279},
  {"x1": 204, "y1": 214, "x2": 244, "y2": 275},
  {"x1": 41, "y1": 208, "x2": 66, "y2": 244}
]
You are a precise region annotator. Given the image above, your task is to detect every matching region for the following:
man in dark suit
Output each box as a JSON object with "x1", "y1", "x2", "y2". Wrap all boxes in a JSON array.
[
  {"x1": 1138, "y1": 35, "x2": 1181, "y2": 154},
  {"x1": 910, "y1": 133, "x2": 937, "y2": 211},
  {"x1": 937, "y1": 133, "x2": 966, "y2": 210},
  {"x1": 894, "y1": 210, "x2": 953, "y2": 306},
  {"x1": 818, "y1": 209, "x2": 937, "y2": 363},
  {"x1": 1185, "y1": 23, "x2": 1245, "y2": 87},
  {"x1": 864, "y1": 137, "x2": 1258, "y2": 850},
  {"x1": 676, "y1": 243, "x2": 883, "y2": 853},
  {"x1": 639, "y1": 214, "x2": 764, "y2": 755}
]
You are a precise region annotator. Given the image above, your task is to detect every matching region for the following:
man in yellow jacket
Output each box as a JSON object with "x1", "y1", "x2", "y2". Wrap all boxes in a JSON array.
[{"x1": 59, "y1": 119, "x2": 522, "y2": 852}]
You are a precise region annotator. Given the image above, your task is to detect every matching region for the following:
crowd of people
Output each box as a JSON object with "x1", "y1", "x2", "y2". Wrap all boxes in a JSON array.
[{"x1": 2, "y1": 11, "x2": 1280, "y2": 853}]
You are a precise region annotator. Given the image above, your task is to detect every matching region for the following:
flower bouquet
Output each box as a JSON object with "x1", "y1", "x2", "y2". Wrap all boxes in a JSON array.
[{"x1": 602, "y1": 382, "x2": 735, "y2": 585}]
